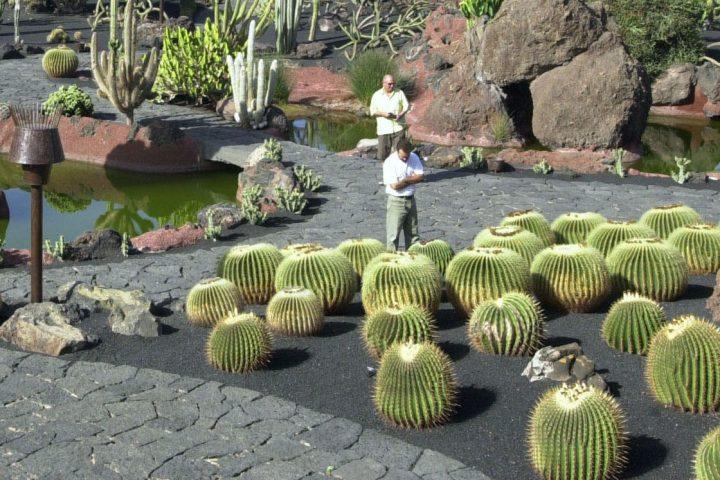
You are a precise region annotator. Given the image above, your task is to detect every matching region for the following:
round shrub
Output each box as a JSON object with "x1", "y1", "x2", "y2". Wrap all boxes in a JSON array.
[
  {"x1": 473, "y1": 225, "x2": 544, "y2": 265},
  {"x1": 695, "y1": 426, "x2": 720, "y2": 480},
  {"x1": 445, "y1": 247, "x2": 530, "y2": 317},
  {"x1": 185, "y1": 277, "x2": 245, "y2": 327},
  {"x1": 374, "y1": 341, "x2": 457, "y2": 429},
  {"x1": 42, "y1": 45, "x2": 79, "y2": 78},
  {"x1": 638, "y1": 204, "x2": 702, "y2": 239},
  {"x1": 407, "y1": 239, "x2": 454, "y2": 277},
  {"x1": 363, "y1": 305, "x2": 436, "y2": 360},
  {"x1": 266, "y1": 287, "x2": 324, "y2": 336},
  {"x1": 646, "y1": 315, "x2": 720, "y2": 413},
  {"x1": 337, "y1": 238, "x2": 385, "y2": 278},
  {"x1": 206, "y1": 312, "x2": 272, "y2": 373},
  {"x1": 586, "y1": 220, "x2": 657, "y2": 257},
  {"x1": 275, "y1": 245, "x2": 357, "y2": 314},
  {"x1": 601, "y1": 292, "x2": 666, "y2": 355},
  {"x1": 550, "y1": 212, "x2": 607, "y2": 244},
  {"x1": 530, "y1": 244, "x2": 611, "y2": 313},
  {"x1": 667, "y1": 223, "x2": 720, "y2": 275},
  {"x1": 501, "y1": 209, "x2": 555, "y2": 247},
  {"x1": 361, "y1": 252, "x2": 442, "y2": 315},
  {"x1": 467, "y1": 291, "x2": 544, "y2": 356},
  {"x1": 528, "y1": 383, "x2": 627, "y2": 480},
  {"x1": 42, "y1": 85, "x2": 93, "y2": 117},
  {"x1": 606, "y1": 237, "x2": 688, "y2": 301},
  {"x1": 218, "y1": 243, "x2": 284, "y2": 305}
]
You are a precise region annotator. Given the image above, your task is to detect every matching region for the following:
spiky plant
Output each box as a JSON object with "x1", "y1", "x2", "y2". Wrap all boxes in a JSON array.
[
  {"x1": 528, "y1": 383, "x2": 627, "y2": 480},
  {"x1": 501, "y1": 209, "x2": 555, "y2": 247},
  {"x1": 586, "y1": 221, "x2": 657, "y2": 257},
  {"x1": 601, "y1": 292, "x2": 666, "y2": 355},
  {"x1": 667, "y1": 223, "x2": 720, "y2": 275},
  {"x1": 646, "y1": 315, "x2": 720, "y2": 413},
  {"x1": 606, "y1": 238, "x2": 688, "y2": 301},
  {"x1": 42, "y1": 45, "x2": 79, "y2": 78},
  {"x1": 695, "y1": 426, "x2": 720, "y2": 480},
  {"x1": 361, "y1": 252, "x2": 442, "y2": 316},
  {"x1": 363, "y1": 305, "x2": 436, "y2": 360},
  {"x1": 467, "y1": 291, "x2": 544, "y2": 356},
  {"x1": 266, "y1": 287, "x2": 324, "y2": 336},
  {"x1": 218, "y1": 243, "x2": 284, "y2": 304},
  {"x1": 638, "y1": 204, "x2": 702, "y2": 239},
  {"x1": 551, "y1": 212, "x2": 607, "y2": 244},
  {"x1": 206, "y1": 312, "x2": 273, "y2": 373},
  {"x1": 374, "y1": 341, "x2": 457, "y2": 429},
  {"x1": 473, "y1": 225, "x2": 544, "y2": 266},
  {"x1": 275, "y1": 245, "x2": 357, "y2": 314},
  {"x1": 280, "y1": 242, "x2": 324, "y2": 256},
  {"x1": 185, "y1": 277, "x2": 245, "y2": 327},
  {"x1": 445, "y1": 247, "x2": 530, "y2": 317},
  {"x1": 530, "y1": 244, "x2": 610, "y2": 313},
  {"x1": 407, "y1": 239, "x2": 455, "y2": 277},
  {"x1": 337, "y1": 238, "x2": 386, "y2": 278}
]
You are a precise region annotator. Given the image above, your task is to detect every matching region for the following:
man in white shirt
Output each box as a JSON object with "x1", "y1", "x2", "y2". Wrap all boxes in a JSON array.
[
  {"x1": 369, "y1": 74, "x2": 409, "y2": 162},
  {"x1": 383, "y1": 139, "x2": 424, "y2": 251}
]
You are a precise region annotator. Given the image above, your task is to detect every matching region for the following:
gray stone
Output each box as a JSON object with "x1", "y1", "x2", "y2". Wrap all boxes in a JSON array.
[
  {"x1": 296, "y1": 417, "x2": 362, "y2": 452},
  {"x1": 413, "y1": 450, "x2": 465, "y2": 476},
  {"x1": 333, "y1": 457, "x2": 387, "y2": 480},
  {"x1": 651, "y1": 63, "x2": 696, "y2": 106},
  {"x1": 197, "y1": 202, "x2": 244, "y2": 229},
  {"x1": 66, "y1": 229, "x2": 124, "y2": 262},
  {"x1": 351, "y1": 430, "x2": 422, "y2": 470},
  {"x1": 698, "y1": 62, "x2": 720, "y2": 103},
  {"x1": 1, "y1": 43, "x2": 25, "y2": 60},
  {"x1": 427, "y1": 146, "x2": 463, "y2": 168},
  {"x1": 571, "y1": 355, "x2": 595, "y2": 380},
  {"x1": 295, "y1": 42, "x2": 326, "y2": 59}
]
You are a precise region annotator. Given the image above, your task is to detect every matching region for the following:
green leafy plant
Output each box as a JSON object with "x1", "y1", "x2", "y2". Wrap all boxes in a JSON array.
[
  {"x1": 667, "y1": 223, "x2": 720, "y2": 274},
  {"x1": 407, "y1": 239, "x2": 455, "y2": 277},
  {"x1": 266, "y1": 286, "x2": 324, "y2": 336},
  {"x1": 460, "y1": 147, "x2": 486, "y2": 170},
  {"x1": 240, "y1": 185, "x2": 268, "y2": 226},
  {"x1": 203, "y1": 210, "x2": 222, "y2": 241},
  {"x1": 638, "y1": 204, "x2": 702, "y2": 239},
  {"x1": 670, "y1": 156, "x2": 692, "y2": 184},
  {"x1": 695, "y1": 426, "x2": 720, "y2": 480},
  {"x1": 459, "y1": 0, "x2": 504, "y2": 26},
  {"x1": 186, "y1": 277, "x2": 245, "y2": 327},
  {"x1": 346, "y1": 49, "x2": 406, "y2": 106},
  {"x1": 612, "y1": 148, "x2": 627, "y2": 178},
  {"x1": 532, "y1": 159, "x2": 553, "y2": 175},
  {"x1": 44, "y1": 235, "x2": 66, "y2": 261},
  {"x1": 489, "y1": 111, "x2": 512, "y2": 142},
  {"x1": 206, "y1": 311, "x2": 273, "y2": 373},
  {"x1": 293, "y1": 165, "x2": 322, "y2": 192},
  {"x1": 500, "y1": 210, "x2": 555, "y2": 247},
  {"x1": 263, "y1": 138, "x2": 283, "y2": 162},
  {"x1": 275, "y1": 186, "x2": 307, "y2": 214},
  {"x1": 337, "y1": 237, "x2": 386, "y2": 278},
  {"x1": 473, "y1": 225, "x2": 544, "y2": 266},
  {"x1": 218, "y1": 243, "x2": 284, "y2": 304},
  {"x1": 363, "y1": 305, "x2": 436, "y2": 359},
  {"x1": 601, "y1": 292, "x2": 666, "y2": 355},
  {"x1": 42, "y1": 85, "x2": 94, "y2": 117},
  {"x1": 551, "y1": 212, "x2": 607, "y2": 244},
  {"x1": 210, "y1": 0, "x2": 272, "y2": 49}
]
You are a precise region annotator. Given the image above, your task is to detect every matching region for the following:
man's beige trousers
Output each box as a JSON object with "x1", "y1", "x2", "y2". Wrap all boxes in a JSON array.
[{"x1": 386, "y1": 195, "x2": 419, "y2": 251}]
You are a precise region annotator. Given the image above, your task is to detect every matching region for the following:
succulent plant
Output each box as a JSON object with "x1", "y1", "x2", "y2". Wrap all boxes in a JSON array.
[
  {"x1": 646, "y1": 315, "x2": 720, "y2": 413},
  {"x1": 280, "y1": 242, "x2": 324, "y2": 256},
  {"x1": 374, "y1": 341, "x2": 457, "y2": 429},
  {"x1": 501, "y1": 209, "x2": 555, "y2": 247},
  {"x1": 586, "y1": 220, "x2": 657, "y2": 257},
  {"x1": 266, "y1": 287, "x2": 324, "y2": 336},
  {"x1": 361, "y1": 252, "x2": 442, "y2": 316},
  {"x1": 275, "y1": 245, "x2": 357, "y2": 314},
  {"x1": 550, "y1": 212, "x2": 607, "y2": 244},
  {"x1": 467, "y1": 291, "x2": 544, "y2": 356},
  {"x1": 363, "y1": 305, "x2": 436, "y2": 359},
  {"x1": 42, "y1": 45, "x2": 79, "y2": 78},
  {"x1": 606, "y1": 238, "x2": 688, "y2": 301},
  {"x1": 638, "y1": 204, "x2": 702, "y2": 239},
  {"x1": 337, "y1": 238, "x2": 386, "y2": 278},
  {"x1": 530, "y1": 244, "x2": 610, "y2": 312},
  {"x1": 206, "y1": 312, "x2": 273, "y2": 373},
  {"x1": 667, "y1": 223, "x2": 720, "y2": 275},
  {"x1": 445, "y1": 247, "x2": 530, "y2": 317},
  {"x1": 695, "y1": 426, "x2": 720, "y2": 480},
  {"x1": 601, "y1": 292, "x2": 666, "y2": 355},
  {"x1": 473, "y1": 225, "x2": 544, "y2": 265},
  {"x1": 185, "y1": 277, "x2": 245, "y2": 327},
  {"x1": 218, "y1": 243, "x2": 284, "y2": 304},
  {"x1": 407, "y1": 239, "x2": 455, "y2": 277},
  {"x1": 528, "y1": 383, "x2": 627, "y2": 480}
]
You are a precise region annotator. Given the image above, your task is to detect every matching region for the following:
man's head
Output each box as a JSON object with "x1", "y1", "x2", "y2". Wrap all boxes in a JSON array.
[
  {"x1": 382, "y1": 74, "x2": 395, "y2": 93},
  {"x1": 397, "y1": 139, "x2": 413, "y2": 161}
]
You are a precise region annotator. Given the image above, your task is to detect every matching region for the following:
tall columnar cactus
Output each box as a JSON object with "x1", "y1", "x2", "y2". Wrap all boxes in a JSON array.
[
  {"x1": 227, "y1": 20, "x2": 279, "y2": 129},
  {"x1": 266, "y1": 287, "x2": 324, "y2": 336},
  {"x1": 638, "y1": 204, "x2": 702, "y2": 239},
  {"x1": 363, "y1": 305, "x2": 437, "y2": 360},
  {"x1": 501, "y1": 209, "x2": 555, "y2": 247},
  {"x1": 601, "y1": 292, "x2": 666, "y2": 355},
  {"x1": 586, "y1": 220, "x2": 657, "y2": 257},
  {"x1": 445, "y1": 247, "x2": 530, "y2": 317},
  {"x1": 218, "y1": 243, "x2": 284, "y2": 304},
  {"x1": 407, "y1": 239, "x2": 455, "y2": 277},
  {"x1": 337, "y1": 238, "x2": 386, "y2": 279},
  {"x1": 206, "y1": 312, "x2": 273, "y2": 373},
  {"x1": 473, "y1": 225, "x2": 544, "y2": 266},
  {"x1": 550, "y1": 212, "x2": 607, "y2": 244},
  {"x1": 374, "y1": 341, "x2": 457, "y2": 429},
  {"x1": 606, "y1": 238, "x2": 688, "y2": 301},
  {"x1": 667, "y1": 223, "x2": 720, "y2": 275},
  {"x1": 274, "y1": 0, "x2": 302, "y2": 54},
  {"x1": 467, "y1": 291, "x2": 544, "y2": 356},
  {"x1": 695, "y1": 426, "x2": 720, "y2": 480},
  {"x1": 528, "y1": 383, "x2": 627, "y2": 480},
  {"x1": 185, "y1": 277, "x2": 245, "y2": 327},
  {"x1": 361, "y1": 252, "x2": 442, "y2": 316},
  {"x1": 646, "y1": 315, "x2": 720, "y2": 413},
  {"x1": 90, "y1": 0, "x2": 160, "y2": 126}
]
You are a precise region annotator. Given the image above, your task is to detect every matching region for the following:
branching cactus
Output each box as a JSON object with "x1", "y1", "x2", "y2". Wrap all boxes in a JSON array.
[{"x1": 275, "y1": 0, "x2": 302, "y2": 54}]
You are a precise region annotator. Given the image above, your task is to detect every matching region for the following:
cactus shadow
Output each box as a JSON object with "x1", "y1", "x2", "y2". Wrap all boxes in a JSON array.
[
  {"x1": 438, "y1": 341, "x2": 469, "y2": 361},
  {"x1": 622, "y1": 435, "x2": 667, "y2": 478},
  {"x1": 269, "y1": 348, "x2": 310, "y2": 370},
  {"x1": 435, "y1": 308, "x2": 465, "y2": 331},
  {"x1": 543, "y1": 336, "x2": 581, "y2": 348},
  {"x1": 318, "y1": 321, "x2": 356, "y2": 337},
  {"x1": 682, "y1": 283, "x2": 713, "y2": 300},
  {"x1": 451, "y1": 386, "x2": 495, "y2": 423}
]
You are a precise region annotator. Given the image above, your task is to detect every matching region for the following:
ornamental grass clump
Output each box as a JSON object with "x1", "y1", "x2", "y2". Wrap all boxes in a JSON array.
[
  {"x1": 445, "y1": 247, "x2": 530, "y2": 317},
  {"x1": 346, "y1": 50, "x2": 402, "y2": 106},
  {"x1": 550, "y1": 212, "x2": 607, "y2": 244},
  {"x1": 606, "y1": 238, "x2": 688, "y2": 301},
  {"x1": 361, "y1": 252, "x2": 442, "y2": 316},
  {"x1": 337, "y1": 238, "x2": 386, "y2": 278},
  {"x1": 374, "y1": 341, "x2": 457, "y2": 429},
  {"x1": 473, "y1": 225, "x2": 544, "y2": 266},
  {"x1": 638, "y1": 204, "x2": 702, "y2": 239},
  {"x1": 695, "y1": 426, "x2": 720, "y2": 480},
  {"x1": 206, "y1": 312, "x2": 272, "y2": 373},
  {"x1": 363, "y1": 305, "x2": 436, "y2": 360},
  {"x1": 218, "y1": 243, "x2": 284, "y2": 304},
  {"x1": 185, "y1": 277, "x2": 245, "y2": 327},
  {"x1": 467, "y1": 291, "x2": 544, "y2": 356},
  {"x1": 528, "y1": 383, "x2": 627, "y2": 480},
  {"x1": 601, "y1": 292, "x2": 666, "y2": 355},
  {"x1": 667, "y1": 223, "x2": 720, "y2": 274},
  {"x1": 266, "y1": 287, "x2": 324, "y2": 336},
  {"x1": 586, "y1": 220, "x2": 657, "y2": 257},
  {"x1": 501, "y1": 209, "x2": 555, "y2": 247},
  {"x1": 530, "y1": 244, "x2": 610, "y2": 313},
  {"x1": 646, "y1": 315, "x2": 720, "y2": 413},
  {"x1": 407, "y1": 239, "x2": 455, "y2": 277}
]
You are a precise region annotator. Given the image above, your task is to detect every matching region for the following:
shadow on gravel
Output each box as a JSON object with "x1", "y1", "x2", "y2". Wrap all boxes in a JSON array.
[
  {"x1": 623, "y1": 435, "x2": 667, "y2": 478},
  {"x1": 159, "y1": 323, "x2": 179, "y2": 335},
  {"x1": 319, "y1": 321, "x2": 356, "y2": 337},
  {"x1": 439, "y1": 341, "x2": 470, "y2": 362},
  {"x1": 269, "y1": 348, "x2": 311, "y2": 370},
  {"x1": 436, "y1": 308, "x2": 464, "y2": 331},
  {"x1": 544, "y1": 336, "x2": 581, "y2": 347},
  {"x1": 683, "y1": 283, "x2": 713, "y2": 300},
  {"x1": 422, "y1": 169, "x2": 479, "y2": 183},
  {"x1": 452, "y1": 386, "x2": 495, "y2": 423}
]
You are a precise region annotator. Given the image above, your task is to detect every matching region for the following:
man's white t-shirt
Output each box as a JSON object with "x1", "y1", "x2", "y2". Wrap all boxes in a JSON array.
[{"x1": 383, "y1": 152, "x2": 424, "y2": 197}]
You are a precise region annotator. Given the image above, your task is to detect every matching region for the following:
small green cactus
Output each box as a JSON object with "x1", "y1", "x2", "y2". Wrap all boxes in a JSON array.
[
  {"x1": 263, "y1": 138, "x2": 283, "y2": 161},
  {"x1": 407, "y1": 239, "x2": 455, "y2": 277},
  {"x1": 638, "y1": 204, "x2": 702, "y2": 239},
  {"x1": 185, "y1": 277, "x2": 245, "y2": 327},
  {"x1": 667, "y1": 223, "x2": 720, "y2": 275},
  {"x1": 362, "y1": 305, "x2": 436, "y2": 360},
  {"x1": 473, "y1": 225, "x2": 544, "y2": 266},
  {"x1": 601, "y1": 292, "x2": 666, "y2": 355},
  {"x1": 337, "y1": 238, "x2": 386, "y2": 278},
  {"x1": 586, "y1": 220, "x2": 657, "y2": 257},
  {"x1": 275, "y1": 186, "x2": 307, "y2": 214},
  {"x1": 46, "y1": 26, "x2": 70, "y2": 44},
  {"x1": 206, "y1": 312, "x2": 273, "y2": 373},
  {"x1": 42, "y1": 45, "x2": 79, "y2": 78},
  {"x1": 293, "y1": 165, "x2": 322, "y2": 192},
  {"x1": 695, "y1": 426, "x2": 720, "y2": 480},
  {"x1": 500, "y1": 209, "x2": 555, "y2": 247},
  {"x1": 266, "y1": 287, "x2": 324, "y2": 336},
  {"x1": 550, "y1": 212, "x2": 607, "y2": 244},
  {"x1": 218, "y1": 243, "x2": 284, "y2": 304}
]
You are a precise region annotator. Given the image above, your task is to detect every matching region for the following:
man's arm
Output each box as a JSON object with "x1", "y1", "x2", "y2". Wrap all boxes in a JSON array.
[
  {"x1": 396, "y1": 91, "x2": 410, "y2": 119},
  {"x1": 390, "y1": 173, "x2": 423, "y2": 190}
]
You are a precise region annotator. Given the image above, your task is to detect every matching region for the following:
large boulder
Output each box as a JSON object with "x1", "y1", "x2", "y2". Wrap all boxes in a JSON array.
[
  {"x1": 530, "y1": 33, "x2": 651, "y2": 149},
  {"x1": 652, "y1": 63, "x2": 696, "y2": 106},
  {"x1": 236, "y1": 158, "x2": 296, "y2": 210},
  {"x1": 130, "y1": 224, "x2": 204, "y2": 253}
]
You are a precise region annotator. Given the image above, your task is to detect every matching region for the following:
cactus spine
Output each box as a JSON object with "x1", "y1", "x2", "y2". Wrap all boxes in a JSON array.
[
  {"x1": 407, "y1": 239, "x2": 455, "y2": 277},
  {"x1": 275, "y1": 0, "x2": 302, "y2": 54},
  {"x1": 42, "y1": 45, "x2": 79, "y2": 78},
  {"x1": 667, "y1": 223, "x2": 720, "y2": 275},
  {"x1": 363, "y1": 305, "x2": 436, "y2": 360},
  {"x1": 337, "y1": 238, "x2": 386, "y2": 279},
  {"x1": 185, "y1": 277, "x2": 245, "y2": 327},
  {"x1": 266, "y1": 287, "x2": 324, "y2": 336},
  {"x1": 218, "y1": 243, "x2": 284, "y2": 305},
  {"x1": 473, "y1": 225, "x2": 544, "y2": 266},
  {"x1": 586, "y1": 220, "x2": 657, "y2": 257},
  {"x1": 639, "y1": 204, "x2": 702, "y2": 239},
  {"x1": 501, "y1": 209, "x2": 555, "y2": 247},
  {"x1": 695, "y1": 426, "x2": 720, "y2": 480},
  {"x1": 601, "y1": 292, "x2": 666, "y2": 355},
  {"x1": 206, "y1": 312, "x2": 273, "y2": 373},
  {"x1": 551, "y1": 212, "x2": 607, "y2": 244}
]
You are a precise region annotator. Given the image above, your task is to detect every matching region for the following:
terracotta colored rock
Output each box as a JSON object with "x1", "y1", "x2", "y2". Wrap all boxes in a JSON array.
[
  {"x1": 704, "y1": 100, "x2": 720, "y2": 119},
  {"x1": 130, "y1": 224, "x2": 204, "y2": 253},
  {"x1": 652, "y1": 63, "x2": 696, "y2": 106},
  {"x1": 626, "y1": 168, "x2": 670, "y2": 179},
  {"x1": 708, "y1": 271, "x2": 720, "y2": 324},
  {"x1": 650, "y1": 86, "x2": 708, "y2": 119},
  {"x1": 423, "y1": 5, "x2": 467, "y2": 50},
  {"x1": 2, "y1": 249, "x2": 56, "y2": 266},
  {"x1": 496, "y1": 149, "x2": 618, "y2": 174},
  {"x1": 288, "y1": 67, "x2": 364, "y2": 111}
]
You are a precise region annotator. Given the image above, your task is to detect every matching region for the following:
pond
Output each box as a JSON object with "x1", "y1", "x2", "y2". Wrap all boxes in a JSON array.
[{"x1": 287, "y1": 109, "x2": 376, "y2": 153}]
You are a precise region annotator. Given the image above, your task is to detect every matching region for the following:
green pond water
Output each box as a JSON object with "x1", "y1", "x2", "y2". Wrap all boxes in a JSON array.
[{"x1": 289, "y1": 113, "x2": 376, "y2": 152}]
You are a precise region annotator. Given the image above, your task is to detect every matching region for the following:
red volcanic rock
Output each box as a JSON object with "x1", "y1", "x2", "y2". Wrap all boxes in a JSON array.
[
  {"x1": 2, "y1": 249, "x2": 55, "y2": 266},
  {"x1": 627, "y1": 169, "x2": 670, "y2": 179},
  {"x1": 496, "y1": 149, "x2": 613, "y2": 174},
  {"x1": 423, "y1": 5, "x2": 467, "y2": 50},
  {"x1": 130, "y1": 224, "x2": 205, "y2": 253},
  {"x1": 708, "y1": 271, "x2": 720, "y2": 323},
  {"x1": 288, "y1": 67, "x2": 363, "y2": 111}
]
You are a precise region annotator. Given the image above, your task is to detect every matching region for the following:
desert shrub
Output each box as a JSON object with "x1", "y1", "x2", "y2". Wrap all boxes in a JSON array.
[
  {"x1": 346, "y1": 49, "x2": 412, "y2": 106},
  {"x1": 459, "y1": 0, "x2": 504, "y2": 25},
  {"x1": 272, "y1": 59, "x2": 291, "y2": 104},
  {"x1": 42, "y1": 85, "x2": 94, "y2": 117}
]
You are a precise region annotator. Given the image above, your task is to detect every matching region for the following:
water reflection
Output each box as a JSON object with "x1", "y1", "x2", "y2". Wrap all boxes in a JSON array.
[{"x1": 290, "y1": 115, "x2": 376, "y2": 152}]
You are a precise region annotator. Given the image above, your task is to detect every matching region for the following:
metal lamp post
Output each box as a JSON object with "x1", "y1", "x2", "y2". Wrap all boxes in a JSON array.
[{"x1": 8, "y1": 105, "x2": 64, "y2": 303}]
